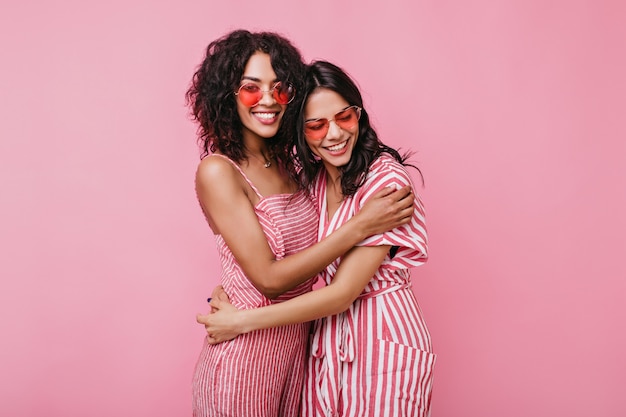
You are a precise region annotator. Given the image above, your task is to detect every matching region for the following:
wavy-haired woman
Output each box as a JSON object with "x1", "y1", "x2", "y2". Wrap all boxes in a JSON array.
[
  {"x1": 187, "y1": 31, "x2": 414, "y2": 417},
  {"x1": 199, "y1": 60, "x2": 436, "y2": 416}
]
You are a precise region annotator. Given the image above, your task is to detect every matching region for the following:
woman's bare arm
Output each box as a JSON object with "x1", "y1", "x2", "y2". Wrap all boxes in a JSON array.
[
  {"x1": 197, "y1": 244, "x2": 390, "y2": 342},
  {"x1": 196, "y1": 156, "x2": 411, "y2": 298}
]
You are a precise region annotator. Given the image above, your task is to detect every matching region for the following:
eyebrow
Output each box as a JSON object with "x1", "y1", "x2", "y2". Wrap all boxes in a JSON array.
[{"x1": 240, "y1": 76, "x2": 279, "y2": 83}]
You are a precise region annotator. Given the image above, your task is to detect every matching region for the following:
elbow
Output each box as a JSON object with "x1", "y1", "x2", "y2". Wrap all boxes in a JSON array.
[
  {"x1": 258, "y1": 286, "x2": 282, "y2": 300},
  {"x1": 326, "y1": 286, "x2": 361, "y2": 315},
  {"x1": 323, "y1": 299, "x2": 354, "y2": 317},
  {"x1": 250, "y1": 278, "x2": 284, "y2": 300},
  {"x1": 335, "y1": 299, "x2": 355, "y2": 315},
  {"x1": 245, "y1": 264, "x2": 292, "y2": 300}
]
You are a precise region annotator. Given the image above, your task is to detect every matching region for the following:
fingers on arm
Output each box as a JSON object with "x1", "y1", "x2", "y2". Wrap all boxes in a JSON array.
[
  {"x1": 196, "y1": 313, "x2": 209, "y2": 325},
  {"x1": 386, "y1": 187, "x2": 414, "y2": 226},
  {"x1": 209, "y1": 298, "x2": 223, "y2": 311},
  {"x1": 211, "y1": 285, "x2": 231, "y2": 303},
  {"x1": 369, "y1": 185, "x2": 396, "y2": 199}
]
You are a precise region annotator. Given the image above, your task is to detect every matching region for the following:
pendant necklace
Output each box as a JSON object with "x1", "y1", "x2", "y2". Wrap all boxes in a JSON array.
[{"x1": 249, "y1": 152, "x2": 272, "y2": 168}]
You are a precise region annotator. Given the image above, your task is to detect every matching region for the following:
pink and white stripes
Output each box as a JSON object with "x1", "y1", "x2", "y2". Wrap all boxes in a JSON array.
[
  {"x1": 302, "y1": 154, "x2": 435, "y2": 417},
  {"x1": 192, "y1": 155, "x2": 319, "y2": 417}
]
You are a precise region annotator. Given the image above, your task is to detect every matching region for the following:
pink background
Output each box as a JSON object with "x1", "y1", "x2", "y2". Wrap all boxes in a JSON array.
[{"x1": 1, "y1": 1, "x2": 625, "y2": 416}]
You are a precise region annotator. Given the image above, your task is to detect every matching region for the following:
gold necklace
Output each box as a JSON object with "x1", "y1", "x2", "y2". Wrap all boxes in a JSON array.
[{"x1": 248, "y1": 152, "x2": 272, "y2": 168}]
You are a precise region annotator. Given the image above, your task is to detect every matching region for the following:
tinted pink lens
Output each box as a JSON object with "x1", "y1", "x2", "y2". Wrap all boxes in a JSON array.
[
  {"x1": 238, "y1": 84, "x2": 262, "y2": 107},
  {"x1": 334, "y1": 108, "x2": 359, "y2": 129},
  {"x1": 304, "y1": 120, "x2": 328, "y2": 140},
  {"x1": 304, "y1": 107, "x2": 360, "y2": 140},
  {"x1": 273, "y1": 82, "x2": 295, "y2": 105}
]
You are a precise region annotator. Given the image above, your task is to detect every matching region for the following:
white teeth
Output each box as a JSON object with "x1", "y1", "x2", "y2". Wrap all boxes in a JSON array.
[
  {"x1": 327, "y1": 141, "x2": 347, "y2": 152},
  {"x1": 254, "y1": 112, "x2": 277, "y2": 119}
]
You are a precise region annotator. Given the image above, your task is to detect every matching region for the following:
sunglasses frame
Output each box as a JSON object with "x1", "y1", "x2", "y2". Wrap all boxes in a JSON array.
[
  {"x1": 303, "y1": 105, "x2": 362, "y2": 140},
  {"x1": 234, "y1": 81, "x2": 295, "y2": 107}
]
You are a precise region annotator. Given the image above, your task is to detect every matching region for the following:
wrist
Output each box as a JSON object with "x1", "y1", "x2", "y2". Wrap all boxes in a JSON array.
[
  {"x1": 237, "y1": 310, "x2": 253, "y2": 334},
  {"x1": 347, "y1": 215, "x2": 368, "y2": 241}
]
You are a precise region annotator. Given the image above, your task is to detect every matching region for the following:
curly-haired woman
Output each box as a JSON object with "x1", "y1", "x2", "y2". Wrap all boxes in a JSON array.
[{"x1": 186, "y1": 31, "x2": 414, "y2": 417}]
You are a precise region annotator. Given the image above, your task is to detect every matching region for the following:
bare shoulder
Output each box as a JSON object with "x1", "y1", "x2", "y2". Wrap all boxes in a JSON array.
[
  {"x1": 196, "y1": 155, "x2": 239, "y2": 184},
  {"x1": 195, "y1": 156, "x2": 251, "y2": 233},
  {"x1": 196, "y1": 155, "x2": 250, "y2": 199}
]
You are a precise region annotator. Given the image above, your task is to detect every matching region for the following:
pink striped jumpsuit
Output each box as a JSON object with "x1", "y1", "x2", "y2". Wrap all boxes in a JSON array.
[
  {"x1": 192, "y1": 155, "x2": 319, "y2": 417},
  {"x1": 302, "y1": 154, "x2": 436, "y2": 417}
]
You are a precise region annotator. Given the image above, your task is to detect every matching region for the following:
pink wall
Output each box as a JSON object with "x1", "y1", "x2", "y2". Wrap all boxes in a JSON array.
[{"x1": 1, "y1": 1, "x2": 624, "y2": 416}]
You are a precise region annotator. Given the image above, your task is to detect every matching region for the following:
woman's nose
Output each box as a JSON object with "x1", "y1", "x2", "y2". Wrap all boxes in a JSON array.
[
  {"x1": 325, "y1": 120, "x2": 342, "y2": 139},
  {"x1": 257, "y1": 89, "x2": 275, "y2": 106}
]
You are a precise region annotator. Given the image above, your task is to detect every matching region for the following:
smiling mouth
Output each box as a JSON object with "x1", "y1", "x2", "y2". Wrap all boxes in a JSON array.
[
  {"x1": 253, "y1": 112, "x2": 278, "y2": 120},
  {"x1": 325, "y1": 141, "x2": 348, "y2": 152}
]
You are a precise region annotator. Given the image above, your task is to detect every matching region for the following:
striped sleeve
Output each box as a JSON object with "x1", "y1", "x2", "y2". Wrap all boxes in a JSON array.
[{"x1": 355, "y1": 155, "x2": 428, "y2": 268}]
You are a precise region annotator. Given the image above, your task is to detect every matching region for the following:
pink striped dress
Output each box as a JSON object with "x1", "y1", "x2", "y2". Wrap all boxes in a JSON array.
[
  {"x1": 192, "y1": 155, "x2": 319, "y2": 417},
  {"x1": 302, "y1": 154, "x2": 436, "y2": 417}
]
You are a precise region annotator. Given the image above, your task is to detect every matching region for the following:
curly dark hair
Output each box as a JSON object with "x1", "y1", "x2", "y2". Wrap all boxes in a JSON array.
[
  {"x1": 186, "y1": 29, "x2": 306, "y2": 180},
  {"x1": 295, "y1": 60, "x2": 421, "y2": 197}
]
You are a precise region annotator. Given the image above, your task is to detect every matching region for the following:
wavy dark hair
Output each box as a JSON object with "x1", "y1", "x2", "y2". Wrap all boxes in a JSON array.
[
  {"x1": 186, "y1": 29, "x2": 306, "y2": 181},
  {"x1": 295, "y1": 60, "x2": 421, "y2": 197}
]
